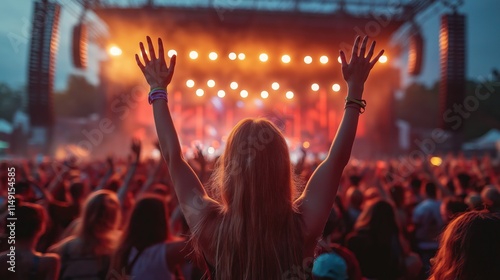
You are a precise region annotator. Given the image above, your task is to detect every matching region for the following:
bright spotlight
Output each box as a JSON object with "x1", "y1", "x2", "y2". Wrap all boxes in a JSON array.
[
  {"x1": 379, "y1": 55, "x2": 388, "y2": 63},
  {"x1": 304, "y1": 56, "x2": 312, "y2": 64},
  {"x1": 229, "y1": 52, "x2": 237, "y2": 60},
  {"x1": 186, "y1": 79, "x2": 195, "y2": 88},
  {"x1": 281, "y1": 54, "x2": 291, "y2": 64},
  {"x1": 303, "y1": 141, "x2": 310, "y2": 149},
  {"x1": 109, "y1": 46, "x2": 122, "y2": 56},
  {"x1": 167, "y1": 49, "x2": 177, "y2": 58},
  {"x1": 207, "y1": 147, "x2": 215, "y2": 154},
  {"x1": 337, "y1": 56, "x2": 342, "y2": 64},
  {"x1": 230, "y1": 82, "x2": 238, "y2": 90},
  {"x1": 286, "y1": 91, "x2": 294, "y2": 99},
  {"x1": 240, "y1": 90, "x2": 248, "y2": 98},
  {"x1": 209, "y1": 52, "x2": 218, "y2": 60},
  {"x1": 261, "y1": 90, "x2": 269, "y2": 99},
  {"x1": 430, "y1": 156, "x2": 442, "y2": 166},
  {"x1": 311, "y1": 83, "x2": 319, "y2": 92},
  {"x1": 217, "y1": 90, "x2": 226, "y2": 98},
  {"x1": 189, "y1": 51, "x2": 199, "y2": 60},
  {"x1": 238, "y1": 53, "x2": 246, "y2": 60},
  {"x1": 332, "y1": 83, "x2": 341, "y2": 92},
  {"x1": 196, "y1": 88, "x2": 204, "y2": 97},
  {"x1": 207, "y1": 79, "x2": 215, "y2": 88},
  {"x1": 271, "y1": 82, "x2": 280, "y2": 90},
  {"x1": 320, "y1": 55, "x2": 329, "y2": 64},
  {"x1": 259, "y1": 53, "x2": 268, "y2": 62}
]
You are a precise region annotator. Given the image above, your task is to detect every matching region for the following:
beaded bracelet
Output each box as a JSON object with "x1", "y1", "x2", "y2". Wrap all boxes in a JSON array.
[
  {"x1": 344, "y1": 97, "x2": 367, "y2": 114},
  {"x1": 148, "y1": 88, "x2": 168, "y2": 104}
]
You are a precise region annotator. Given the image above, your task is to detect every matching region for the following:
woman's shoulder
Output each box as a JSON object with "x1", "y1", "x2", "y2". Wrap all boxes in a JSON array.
[
  {"x1": 38, "y1": 252, "x2": 60, "y2": 269},
  {"x1": 48, "y1": 236, "x2": 79, "y2": 254}
]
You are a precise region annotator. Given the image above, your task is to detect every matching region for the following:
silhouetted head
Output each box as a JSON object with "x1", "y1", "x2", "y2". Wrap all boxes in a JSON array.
[
  {"x1": 16, "y1": 202, "x2": 47, "y2": 242},
  {"x1": 346, "y1": 187, "x2": 363, "y2": 210},
  {"x1": 431, "y1": 211, "x2": 500, "y2": 279},
  {"x1": 425, "y1": 182, "x2": 437, "y2": 199}
]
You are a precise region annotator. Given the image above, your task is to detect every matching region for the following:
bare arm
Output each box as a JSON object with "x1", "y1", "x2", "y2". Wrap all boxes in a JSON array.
[
  {"x1": 136, "y1": 36, "x2": 215, "y2": 229},
  {"x1": 95, "y1": 157, "x2": 114, "y2": 190},
  {"x1": 296, "y1": 36, "x2": 384, "y2": 240},
  {"x1": 117, "y1": 139, "x2": 141, "y2": 204}
]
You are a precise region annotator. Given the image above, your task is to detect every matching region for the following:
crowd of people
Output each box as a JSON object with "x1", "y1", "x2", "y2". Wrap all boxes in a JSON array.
[
  {"x1": 1, "y1": 36, "x2": 500, "y2": 279},
  {"x1": 1, "y1": 146, "x2": 499, "y2": 279}
]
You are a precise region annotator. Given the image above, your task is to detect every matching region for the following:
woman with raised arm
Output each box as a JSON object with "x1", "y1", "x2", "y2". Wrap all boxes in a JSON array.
[{"x1": 135, "y1": 35, "x2": 383, "y2": 279}]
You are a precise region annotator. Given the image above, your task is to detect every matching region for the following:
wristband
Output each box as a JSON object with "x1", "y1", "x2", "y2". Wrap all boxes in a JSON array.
[{"x1": 148, "y1": 88, "x2": 168, "y2": 104}]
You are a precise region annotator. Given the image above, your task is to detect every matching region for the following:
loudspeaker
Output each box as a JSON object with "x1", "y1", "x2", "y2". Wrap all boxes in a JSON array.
[
  {"x1": 408, "y1": 31, "x2": 423, "y2": 76},
  {"x1": 27, "y1": 1, "x2": 61, "y2": 127},
  {"x1": 439, "y1": 13, "x2": 466, "y2": 130},
  {"x1": 72, "y1": 23, "x2": 88, "y2": 69}
]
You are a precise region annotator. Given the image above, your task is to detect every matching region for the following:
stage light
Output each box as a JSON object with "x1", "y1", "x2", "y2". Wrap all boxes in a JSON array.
[
  {"x1": 304, "y1": 56, "x2": 312, "y2": 64},
  {"x1": 281, "y1": 54, "x2": 291, "y2": 64},
  {"x1": 207, "y1": 79, "x2": 215, "y2": 88},
  {"x1": 217, "y1": 90, "x2": 226, "y2": 98},
  {"x1": 209, "y1": 52, "x2": 218, "y2": 60},
  {"x1": 332, "y1": 83, "x2": 341, "y2": 92},
  {"x1": 167, "y1": 49, "x2": 177, "y2": 58},
  {"x1": 259, "y1": 53, "x2": 268, "y2": 62},
  {"x1": 311, "y1": 83, "x2": 319, "y2": 92},
  {"x1": 272, "y1": 82, "x2": 280, "y2": 90},
  {"x1": 337, "y1": 56, "x2": 342, "y2": 64},
  {"x1": 240, "y1": 90, "x2": 248, "y2": 98},
  {"x1": 109, "y1": 46, "x2": 122, "y2": 56},
  {"x1": 430, "y1": 156, "x2": 442, "y2": 166},
  {"x1": 189, "y1": 51, "x2": 198, "y2": 60},
  {"x1": 303, "y1": 141, "x2": 310, "y2": 149},
  {"x1": 320, "y1": 55, "x2": 329, "y2": 64},
  {"x1": 261, "y1": 90, "x2": 269, "y2": 99},
  {"x1": 208, "y1": 147, "x2": 215, "y2": 154},
  {"x1": 186, "y1": 79, "x2": 195, "y2": 88},
  {"x1": 196, "y1": 88, "x2": 204, "y2": 97},
  {"x1": 286, "y1": 91, "x2": 294, "y2": 99},
  {"x1": 238, "y1": 53, "x2": 246, "y2": 60},
  {"x1": 229, "y1": 52, "x2": 237, "y2": 60},
  {"x1": 379, "y1": 55, "x2": 388, "y2": 63},
  {"x1": 230, "y1": 82, "x2": 238, "y2": 90}
]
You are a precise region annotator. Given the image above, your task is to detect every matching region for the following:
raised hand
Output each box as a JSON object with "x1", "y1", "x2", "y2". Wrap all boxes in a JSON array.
[
  {"x1": 135, "y1": 36, "x2": 176, "y2": 89},
  {"x1": 339, "y1": 36, "x2": 384, "y2": 98},
  {"x1": 131, "y1": 138, "x2": 142, "y2": 160}
]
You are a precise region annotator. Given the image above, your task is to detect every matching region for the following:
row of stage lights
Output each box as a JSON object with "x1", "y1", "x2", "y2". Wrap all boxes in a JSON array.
[
  {"x1": 185, "y1": 80, "x2": 342, "y2": 99},
  {"x1": 108, "y1": 46, "x2": 388, "y2": 64},
  {"x1": 169, "y1": 50, "x2": 388, "y2": 64}
]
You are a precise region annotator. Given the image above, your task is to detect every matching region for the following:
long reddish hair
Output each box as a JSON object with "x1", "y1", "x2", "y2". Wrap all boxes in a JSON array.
[
  {"x1": 430, "y1": 211, "x2": 500, "y2": 280},
  {"x1": 192, "y1": 118, "x2": 305, "y2": 279}
]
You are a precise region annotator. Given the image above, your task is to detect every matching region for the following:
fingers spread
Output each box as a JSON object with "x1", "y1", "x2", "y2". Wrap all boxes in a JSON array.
[
  {"x1": 370, "y1": 49, "x2": 385, "y2": 68},
  {"x1": 352, "y1": 36, "x2": 360, "y2": 58},
  {"x1": 366, "y1": 41, "x2": 376, "y2": 61},
  {"x1": 135, "y1": 54, "x2": 145, "y2": 71},
  {"x1": 139, "y1": 42, "x2": 150, "y2": 64},
  {"x1": 147, "y1": 36, "x2": 156, "y2": 60},
  {"x1": 359, "y1": 36, "x2": 368, "y2": 57}
]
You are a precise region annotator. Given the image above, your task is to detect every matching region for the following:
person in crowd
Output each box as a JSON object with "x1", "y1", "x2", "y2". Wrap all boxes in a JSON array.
[
  {"x1": 346, "y1": 200, "x2": 421, "y2": 280},
  {"x1": 390, "y1": 184, "x2": 410, "y2": 234},
  {"x1": 135, "y1": 35, "x2": 384, "y2": 279},
  {"x1": 345, "y1": 187, "x2": 363, "y2": 233},
  {"x1": 111, "y1": 195, "x2": 187, "y2": 280},
  {"x1": 430, "y1": 211, "x2": 500, "y2": 280},
  {"x1": 49, "y1": 190, "x2": 121, "y2": 280},
  {"x1": 481, "y1": 186, "x2": 500, "y2": 213},
  {"x1": 313, "y1": 208, "x2": 362, "y2": 280},
  {"x1": 465, "y1": 193, "x2": 483, "y2": 210},
  {"x1": 440, "y1": 196, "x2": 468, "y2": 224},
  {"x1": 412, "y1": 182, "x2": 444, "y2": 275},
  {"x1": 0, "y1": 202, "x2": 60, "y2": 280}
]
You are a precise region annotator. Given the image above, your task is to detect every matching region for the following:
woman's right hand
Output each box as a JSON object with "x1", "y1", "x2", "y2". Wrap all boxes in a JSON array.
[
  {"x1": 135, "y1": 36, "x2": 176, "y2": 90},
  {"x1": 339, "y1": 36, "x2": 384, "y2": 98}
]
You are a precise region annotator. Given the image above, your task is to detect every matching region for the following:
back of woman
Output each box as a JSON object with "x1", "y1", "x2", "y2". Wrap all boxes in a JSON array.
[
  {"x1": 112, "y1": 195, "x2": 185, "y2": 280},
  {"x1": 49, "y1": 190, "x2": 121, "y2": 280},
  {"x1": 346, "y1": 200, "x2": 406, "y2": 279}
]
